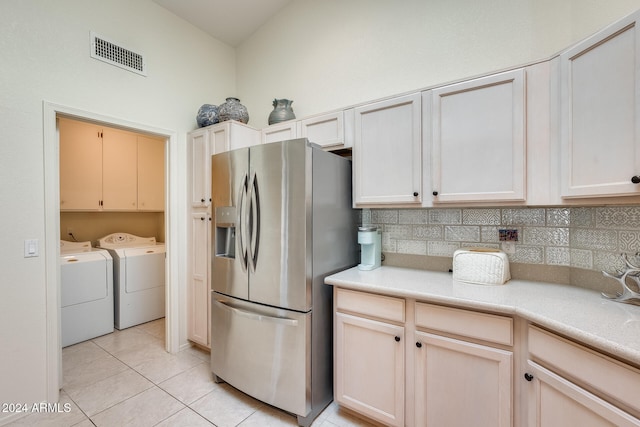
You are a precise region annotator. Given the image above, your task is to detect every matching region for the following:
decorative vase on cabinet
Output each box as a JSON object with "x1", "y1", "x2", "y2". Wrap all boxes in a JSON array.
[
  {"x1": 196, "y1": 104, "x2": 219, "y2": 128},
  {"x1": 218, "y1": 97, "x2": 249, "y2": 124},
  {"x1": 268, "y1": 99, "x2": 296, "y2": 125}
]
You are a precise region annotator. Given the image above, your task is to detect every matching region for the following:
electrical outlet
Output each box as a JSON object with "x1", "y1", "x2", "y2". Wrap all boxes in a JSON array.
[{"x1": 502, "y1": 241, "x2": 516, "y2": 254}]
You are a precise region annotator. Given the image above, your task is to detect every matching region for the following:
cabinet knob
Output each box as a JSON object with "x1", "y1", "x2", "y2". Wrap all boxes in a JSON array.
[
  {"x1": 632, "y1": 176, "x2": 640, "y2": 184},
  {"x1": 413, "y1": 192, "x2": 419, "y2": 197},
  {"x1": 201, "y1": 217, "x2": 205, "y2": 221},
  {"x1": 524, "y1": 373, "x2": 534, "y2": 382},
  {"x1": 416, "y1": 341, "x2": 422, "y2": 348},
  {"x1": 432, "y1": 191, "x2": 438, "y2": 196},
  {"x1": 394, "y1": 336, "x2": 401, "y2": 342}
]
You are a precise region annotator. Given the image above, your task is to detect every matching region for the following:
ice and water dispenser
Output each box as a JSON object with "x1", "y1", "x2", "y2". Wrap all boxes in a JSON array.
[
  {"x1": 358, "y1": 226, "x2": 381, "y2": 270},
  {"x1": 215, "y1": 207, "x2": 236, "y2": 259}
]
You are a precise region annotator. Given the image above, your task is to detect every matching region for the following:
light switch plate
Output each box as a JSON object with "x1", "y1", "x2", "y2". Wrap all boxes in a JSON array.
[{"x1": 24, "y1": 239, "x2": 39, "y2": 258}]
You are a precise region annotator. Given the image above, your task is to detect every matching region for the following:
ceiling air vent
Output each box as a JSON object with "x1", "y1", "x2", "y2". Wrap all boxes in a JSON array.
[{"x1": 90, "y1": 32, "x2": 146, "y2": 76}]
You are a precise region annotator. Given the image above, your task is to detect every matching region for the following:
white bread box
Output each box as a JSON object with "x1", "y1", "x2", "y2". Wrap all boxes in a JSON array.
[{"x1": 452, "y1": 248, "x2": 510, "y2": 285}]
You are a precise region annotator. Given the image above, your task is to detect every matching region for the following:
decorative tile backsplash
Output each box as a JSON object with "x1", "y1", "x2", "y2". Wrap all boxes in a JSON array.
[{"x1": 363, "y1": 206, "x2": 640, "y2": 273}]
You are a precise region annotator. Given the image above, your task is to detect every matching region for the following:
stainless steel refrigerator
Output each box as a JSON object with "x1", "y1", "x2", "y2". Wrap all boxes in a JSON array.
[{"x1": 210, "y1": 138, "x2": 357, "y2": 426}]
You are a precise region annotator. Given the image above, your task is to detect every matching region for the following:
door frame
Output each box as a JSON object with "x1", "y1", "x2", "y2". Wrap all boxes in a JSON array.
[{"x1": 43, "y1": 101, "x2": 182, "y2": 401}]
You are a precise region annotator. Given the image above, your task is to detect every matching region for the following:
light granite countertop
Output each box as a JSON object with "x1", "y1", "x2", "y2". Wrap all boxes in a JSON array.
[{"x1": 325, "y1": 266, "x2": 640, "y2": 367}]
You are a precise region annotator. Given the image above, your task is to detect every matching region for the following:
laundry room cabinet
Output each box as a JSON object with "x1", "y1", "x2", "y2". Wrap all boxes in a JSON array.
[
  {"x1": 59, "y1": 118, "x2": 165, "y2": 212},
  {"x1": 560, "y1": 10, "x2": 640, "y2": 199}
]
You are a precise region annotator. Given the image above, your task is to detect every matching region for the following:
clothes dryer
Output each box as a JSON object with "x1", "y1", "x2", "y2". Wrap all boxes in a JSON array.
[
  {"x1": 97, "y1": 233, "x2": 165, "y2": 329},
  {"x1": 60, "y1": 240, "x2": 114, "y2": 347}
]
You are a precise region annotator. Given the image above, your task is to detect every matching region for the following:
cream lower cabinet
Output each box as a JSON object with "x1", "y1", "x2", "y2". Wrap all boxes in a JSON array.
[
  {"x1": 414, "y1": 332, "x2": 513, "y2": 427},
  {"x1": 525, "y1": 326, "x2": 640, "y2": 427},
  {"x1": 334, "y1": 289, "x2": 512, "y2": 427},
  {"x1": 334, "y1": 289, "x2": 405, "y2": 427},
  {"x1": 187, "y1": 211, "x2": 211, "y2": 348},
  {"x1": 414, "y1": 302, "x2": 513, "y2": 427}
]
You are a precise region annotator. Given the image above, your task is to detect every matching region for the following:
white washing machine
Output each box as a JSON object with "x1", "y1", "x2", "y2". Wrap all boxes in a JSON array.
[
  {"x1": 60, "y1": 240, "x2": 114, "y2": 347},
  {"x1": 97, "y1": 233, "x2": 166, "y2": 330}
]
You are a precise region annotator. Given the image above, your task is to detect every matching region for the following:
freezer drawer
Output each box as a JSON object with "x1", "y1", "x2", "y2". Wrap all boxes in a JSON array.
[{"x1": 211, "y1": 294, "x2": 311, "y2": 417}]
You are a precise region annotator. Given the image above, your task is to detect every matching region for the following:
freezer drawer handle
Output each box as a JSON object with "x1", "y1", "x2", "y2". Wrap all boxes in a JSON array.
[{"x1": 215, "y1": 300, "x2": 299, "y2": 327}]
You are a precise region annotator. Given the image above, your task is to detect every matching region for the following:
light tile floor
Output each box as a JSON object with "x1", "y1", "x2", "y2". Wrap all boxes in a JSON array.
[{"x1": 7, "y1": 319, "x2": 375, "y2": 427}]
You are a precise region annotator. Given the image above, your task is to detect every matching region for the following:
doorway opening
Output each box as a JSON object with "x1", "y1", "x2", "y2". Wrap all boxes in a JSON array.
[{"x1": 43, "y1": 102, "x2": 180, "y2": 402}]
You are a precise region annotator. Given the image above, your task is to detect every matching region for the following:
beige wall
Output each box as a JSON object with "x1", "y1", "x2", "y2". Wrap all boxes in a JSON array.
[
  {"x1": 0, "y1": 0, "x2": 234, "y2": 416},
  {"x1": 236, "y1": 0, "x2": 640, "y2": 128},
  {"x1": 60, "y1": 212, "x2": 165, "y2": 244}
]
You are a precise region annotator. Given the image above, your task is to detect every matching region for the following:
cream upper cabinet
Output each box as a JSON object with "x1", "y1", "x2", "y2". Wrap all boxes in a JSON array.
[
  {"x1": 59, "y1": 118, "x2": 103, "y2": 210},
  {"x1": 187, "y1": 211, "x2": 211, "y2": 348},
  {"x1": 189, "y1": 121, "x2": 260, "y2": 208},
  {"x1": 429, "y1": 69, "x2": 526, "y2": 203},
  {"x1": 525, "y1": 326, "x2": 640, "y2": 426},
  {"x1": 210, "y1": 120, "x2": 260, "y2": 155},
  {"x1": 261, "y1": 121, "x2": 297, "y2": 144},
  {"x1": 560, "y1": 11, "x2": 640, "y2": 199},
  {"x1": 189, "y1": 128, "x2": 211, "y2": 208},
  {"x1": 353, "y1": 93, "x2": 422, "y2": 206},
  {"x1": 297, "y1": 109, "x2": 353, "y2": 150},
  {"x1": 137, "y1": 135, "x2": 165, "y2": 211},
  {"x1": 334, "y1": 289, "x2": 405, "y2": 427}
]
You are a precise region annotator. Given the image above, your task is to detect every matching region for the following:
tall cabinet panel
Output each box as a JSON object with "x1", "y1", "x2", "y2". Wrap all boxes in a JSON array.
[
  {"x1": 188, "y1": 212, "x2": 211, "y2": 347},
  {"x1": 353, "y1": 93, "x2": 422, "y2": 206},
  {"x1": 137, "y1": 135, "x2": 165, "y2": 211},
  {"x1": 560, "y1": 11, "x2": 640, "y2": 198},
  {"x1": 102, "y1": 128, "x2": 138, "y2": 210},
  {"x1": 59, "y1": 118, "x2": 103, "y2": 210},
  {"x1": 429, "y1": 69, "x2": 526, "y2": 203},
  {"x1": 186, "y1": 122, "x2": 260, "y2": 348}
]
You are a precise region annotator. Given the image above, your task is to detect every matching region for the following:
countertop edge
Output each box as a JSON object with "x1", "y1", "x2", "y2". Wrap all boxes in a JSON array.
[{"x1": 325, "y1": 266, "x2": 640, "y2": 367}]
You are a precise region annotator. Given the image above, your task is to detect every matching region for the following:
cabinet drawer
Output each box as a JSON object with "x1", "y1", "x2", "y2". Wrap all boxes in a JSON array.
[
  {"x1": 528, "y1": 325, "x2": 640, "y2": 414},
  {"x1": 335, "y1": 288, "x2": 405, "y2": 323},
  {"x1": 415, "y1": 302, "x2": 512, "y2": 346}
]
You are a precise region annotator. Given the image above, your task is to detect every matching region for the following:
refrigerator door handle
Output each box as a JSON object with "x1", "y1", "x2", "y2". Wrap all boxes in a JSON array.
[
  {"x1": 247, "y1": 171, "x2": 261, "y2": 272},
  {"x1": 214, "y1": 299, "x2": 299, "y2": 327},
  {"x1": 237, "y1": 172, "x2": 249, "y2": 271}
]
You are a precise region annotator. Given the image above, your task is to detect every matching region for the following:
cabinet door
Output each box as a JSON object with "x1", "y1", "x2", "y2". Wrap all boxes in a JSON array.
[
  {"x1": 261, "y1": 122, "x2": 297, "y2": 144},
  {"x1": 137, "y1": 135, "x2": 165, "y2": 211},
  {"x1": 335, "y1": 312, "x2": 404, "y2": 427},
  {"x1": 59, "y1": 118, "x2": 103, "y2": 210},
  {"x1": 210, "y1": 121, "x2": 260, "y2": 154},
  {"x1": 526, "y1": 361, "x2": 640, "y2": 427},
  {"x1": 298, "y1": 111, "x2": 347, "y2": 150},
  {"x1": 560, "y1": 12, "x2": 640, "y2": 198},
  {"x1": 430, "y1": 69, "x2": 526, "y2": 203},
  {"x1": 354, "y1": 93, "x2": 422, "y2": 205},
  {"x1": 189, "y1": 128, "x2": 211, "y2": 207},
  {"x1": 415, "y1": 331, "x2": 513, "y2": 427},
  {"x1": 187, "y1": 212, "x2": 211, "y2": 348},
  {"x1": 102, "y1": 128, "x2": 138, "y2": 210}
]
